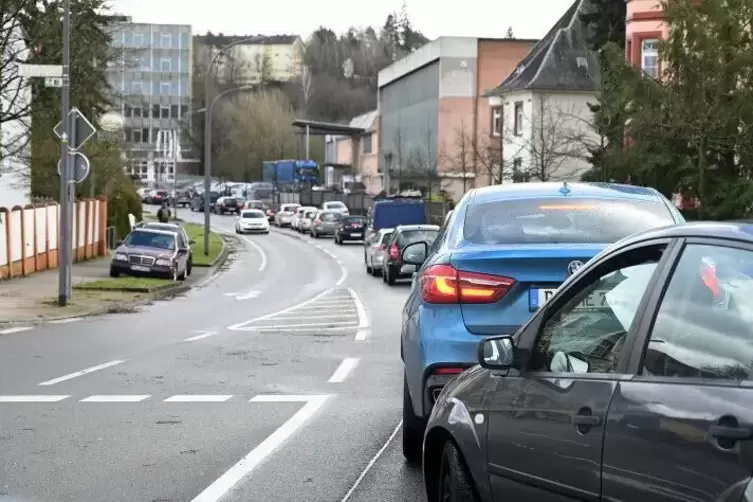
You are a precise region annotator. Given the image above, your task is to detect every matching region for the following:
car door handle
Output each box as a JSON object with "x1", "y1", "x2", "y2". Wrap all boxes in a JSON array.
[
  {"x1": 571, "y1": 414, "x2": 602, "y2": 426},
  {"x1": 709, "y1": 425, "x2": 753, "y2": 440}
]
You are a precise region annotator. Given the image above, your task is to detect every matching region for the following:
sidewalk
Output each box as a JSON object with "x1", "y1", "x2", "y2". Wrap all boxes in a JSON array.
[{"x1": 0, "y1": 257, "x2": 140, "y2": 324}]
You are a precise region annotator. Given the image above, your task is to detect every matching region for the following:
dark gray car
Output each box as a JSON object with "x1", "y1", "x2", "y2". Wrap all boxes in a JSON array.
[
  {"x1": 310, "y1": 210, "x2": 343, "y2": 238},
  {"x1": 421, "y1": 222, "x2": 753, "y2": 502}
]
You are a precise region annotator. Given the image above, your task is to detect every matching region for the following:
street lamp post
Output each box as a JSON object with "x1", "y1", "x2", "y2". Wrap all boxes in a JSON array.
[{"x1": 202, "y1": 37, "x2": 259, "y2": 256}]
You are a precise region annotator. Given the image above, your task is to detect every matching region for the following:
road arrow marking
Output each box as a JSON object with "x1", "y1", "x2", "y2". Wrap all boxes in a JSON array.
[{"x1": 223, "y1": 290, "x2": 260, "y2": 300}]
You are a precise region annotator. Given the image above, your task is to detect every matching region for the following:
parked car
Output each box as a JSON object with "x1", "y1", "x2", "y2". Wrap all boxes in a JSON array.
[
  {"x1": 321, "y1": 200, "x2": 349, "y2": 215},
  {"x1": 138, "y1": 222, "x2": 194, "y2": 275},
  {"x1": 364, "y1": 227, "x2": 394, "y2": 276},
  {"x1": 265, "y1": 208, "x2": 276, "y2": 223},
  {"x1": 398, "y1": 182, "x2": 684, "y2": 463},
  {"x1": 310, "y1": 210, "x2": 343, "y2": 238},
  {"x1": 176, "y1": 191, "x2": 192, "y2": 208},
  {"x1": 110, "y1": 228, "x2": 190, "y2": 281},
  {"x1": 382, "y1": 225, "x2": 440, "y2": 285},
  {"x1": 292, "y1": 206, "x2": 317, "y2": 231},
  {"x1": 334, "y1": 215, "x2": 367, "y2": 244},
  {"x1": 243, "y1": 199, "x2": 267, "y2": 210},
  {"x1": 235, "y1": 209, "x2": 270, "y2": 234},
  {"x1": 299, "y1": 210, "x2": 317, "y2": 233},
  {"x1": 274, "y1": 203, "x2": 301, "y2": 227},
  {"x1": 145, "y1": 189, "x2": 169, "y2": 205},
  {"x1": 423, "y1": 221, "x2": 753, "y2": 502}
]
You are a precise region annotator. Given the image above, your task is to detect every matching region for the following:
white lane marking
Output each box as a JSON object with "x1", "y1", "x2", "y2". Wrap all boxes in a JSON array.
[
  {"x1": 80, "y1": 395, "x2": 150, "y2": 402},
  {"x1": 223, "y1": 290, "x2": 260, "y2": 300},
  {"x1": 327, "y1": 358, "x2": 360, "y2": 383},
  {"x1": 192, "y1": 394, "x2": 331, "y2": 502},
  {"x1": 270, "y1": 313, "x2": 357, "y2": 320},
  {"x1": 37, "y1": 359, "x2": 126, "y2": 386},
  {"x1": 164, "y1": 395, "x2": 233, "y2": 402},
  {"x1": 355, "y1": 330, "x2": 369, "y2": 341},
  {"x1": 0, "y1": 326, "x2": 33, "y2": 335},
  {"x1": 250, "y1": 325, "x2": 358, "y2": 332},
  {"x1": 242, "y1": 236, "x2": 268, "y2": 272},
  {"x1": 0, "y1": 395, "x2": 70, "y2": 403},
  {"x1": 348, "y1": 288, "x2": 369, "y2": 330},
  {"x1": 184, "y1": 331, "x2": 219, "y2": 342},
  {"x1": 48, "y1": 318, "x2": 82, "y2": 324},
  {"x1": 249, "y1": 394, "x2": 323, "y2": 402},
  {"x1": 338, "y1": 420, "x2": 403, "y2": 502},
  {"x1": 250, "y1": 321, "x2": 358, "y2": 329},
  {"x1": 226, "y1": 288, "x2": 334, "y2": 330}
]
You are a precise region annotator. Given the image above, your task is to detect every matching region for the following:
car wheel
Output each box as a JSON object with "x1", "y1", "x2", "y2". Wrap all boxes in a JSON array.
[
  {"x1": 109, "y1": 267, "x2": 119, "y2": 278},
  {"x1": 386, "y1": 266, "x2": 396, "y2": 285},
  {"x1": 187, "y1": 260, "x2": 192, "y2": 276},
  {"x1": 437, "y1": 441, "x2": 479, "y2": 502},
  {"x1": 382, "y1": 267, "x2": 388, "y2": 283},
  {"x1": 402, "y1": 376, "x2": 425, "y2": 464},
  {"x1": 366, "y1": 256, "x2": 372, "y2": 274},
  {"x1": 178, "y1": 267, "x2": 187, "y2": 281}
]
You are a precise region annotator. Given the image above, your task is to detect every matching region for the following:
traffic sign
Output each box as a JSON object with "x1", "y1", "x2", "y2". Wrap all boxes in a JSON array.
[
  {"x1": 44, "y1": 77, "x2": 62, "y2": 87},
  {"x1": 53, "y1": 107, "x2": 97, "y2": 150},
  {"x1": 17, "y1": 64, "x2": 63, "y2": 78},
  {"x1": 57, "y1": 151, "x2": 91, "y2": 184}
]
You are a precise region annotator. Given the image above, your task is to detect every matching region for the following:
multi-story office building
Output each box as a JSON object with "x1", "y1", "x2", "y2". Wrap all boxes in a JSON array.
[{"x1": 107, "y1": 19, "x2": 193, "y2": 184}]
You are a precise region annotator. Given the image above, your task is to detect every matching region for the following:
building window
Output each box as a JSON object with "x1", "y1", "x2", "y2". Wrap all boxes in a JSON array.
[
  {"x1": 142, "y1": 128, "x2": 149, "y2": 143},
  {"x1": 491, "y1": 106, "x2": 502, "y2": 137},
  {"x1": 513, "y1": 102, "x2": 524, "y2": 136},
  {"x1": 362, "y1": 133, "x2": 373, "y2": 154},
  {"x1": 160, "y1": 33, "x2": 171, "y2": 49},
  {"x1": 132, "y1": 128, "x2": 142, "y2": 143},
  {"x1": 161, "y1": 106, "x2": 170, "y2": 118},
  {"x1": 132, "y1": 33, "x2": 144, "y2": 47},
  {"x1": 131, "y1": 80, "x2": 143, "y2": 94},
  {"x1": 132, "y1": 106, "x2": 142, "y2": 118},
  {"x1": 180, "y1": 105, "x2": 188, "y2": 117},
  {"x1": 152, "y1": 104, "x2": 160, "y2": 118},
  {"x1": 641, "y1": 39, "x2": 660, "y2": 78},
  {"x1": 160, "y1": 82, "x2": 171, "y2": 95},
  {"x1": 160, "y1": 58, "x2": 171, "y2": 72},
  {"x1": 124, "y1": 104, "x2": 132, "y2": 117},
  {"x1": 171, "y1": 105, "x2": 179, "y2": 119}
]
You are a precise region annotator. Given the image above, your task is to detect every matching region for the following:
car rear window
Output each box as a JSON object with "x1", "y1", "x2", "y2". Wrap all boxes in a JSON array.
[
  {"x1": 398, "y1": 229, "x2": 439, "y2": 246},
  {"x1": 325, "y1": 202, "x2": 346, "y2": 208},
  {"x1": 242, "y1": 211, "x2": 265, "y2": 219},
  {"x1": 379, "y1": 231, "x2": 393, "y2": 244},
  {"x1": 321, "y1": 212, "x2": 342, "y2": 222},
  {"x1": 463, "y1": 197, "x2": 675, "y2": 245}
]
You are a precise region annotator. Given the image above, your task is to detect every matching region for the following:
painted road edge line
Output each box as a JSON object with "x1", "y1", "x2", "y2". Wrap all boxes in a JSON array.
[
  {"x1": 48, "y1": 318, "x2": 82, "y2": 324},
  {"x1": 0, "y1": 395, "x2": 70, "y2": 402},
  {"x1": 164, "y1": 395, "x2": 233, "y2": 402},
  {"x1": 184, "y1": 331, "x2": 219, "y2": 342},
  {"x1": 242, "y1": 236, "x2": 268, "y2": 272},
  {"x1": 328, "y1": 358, "x2": 360, "y2": 383},
  {"x1": 226, "y1": 287, "x2": 334, "y2": 330},
  {"x1": 0, "y1": 326, "x2": 33, "y2": 335},
  {"x1": 348, "y1": 288, "x2": 370, "y2": 341},
  {"x1": 38, "y1": 359, "x2": 127, "y2": 386},
  {"x1": 338, "y1": 420, "x2": 403, "y2": 502},
  {"x1": 80, "y1": 395, "x2": 150, "y2": 403},
  {"x1": 191, "y1": 394, "x2": 331, "y2": 502}
]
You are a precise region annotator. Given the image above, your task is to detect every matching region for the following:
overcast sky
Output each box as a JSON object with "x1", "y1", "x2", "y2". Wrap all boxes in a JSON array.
[{"x1": 109, "y1": 0, "x2": 573, "y2": 40}]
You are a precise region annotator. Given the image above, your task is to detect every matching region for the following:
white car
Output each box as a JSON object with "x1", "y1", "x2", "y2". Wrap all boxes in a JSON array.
[
  {"x1": 322, "y1": 201, "x2": 349, "y2": 215},
  {"x1": 236, "y1": 209, "x2": 270, "y2": 234},
  {"x1": 274, "y1": 203, "x2": 301, "y2": 227},
  {"x1": 299, "y1": 210, "x2": 317, "y2": 233},
  {"x1": 291, "y1": 206, "x2": 317, "y2": 230}
]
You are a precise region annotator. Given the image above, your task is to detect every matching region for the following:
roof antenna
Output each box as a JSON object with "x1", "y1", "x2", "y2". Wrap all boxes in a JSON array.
[{"x1": 560, "y1": 181, "x2": 571, "y2": 196}]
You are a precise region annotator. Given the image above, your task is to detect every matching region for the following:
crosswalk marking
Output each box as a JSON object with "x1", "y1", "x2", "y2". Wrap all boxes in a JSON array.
[{"x1": 0, "y1": 393, "x2": 331, "y2": 404}]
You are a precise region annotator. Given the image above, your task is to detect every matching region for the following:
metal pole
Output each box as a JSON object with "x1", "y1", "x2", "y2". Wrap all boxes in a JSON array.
[
  {"x1": 305, "y1": 124, "x2": 310, "y2": 160},
  {"x1": 57, "y1": 0, "x2": 71, "y2": 307},
  {"x1": 202, "y1": 72, "x2": 212, "y2": 255}
]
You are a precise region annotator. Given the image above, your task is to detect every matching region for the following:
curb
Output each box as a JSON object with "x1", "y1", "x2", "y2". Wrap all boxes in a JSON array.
[
  {"x1": 192, "y1": 231, "x2": 228, "y2": 268},
  {"x1": 73, "y1": 281, "x2": 181, "y2": 293}
]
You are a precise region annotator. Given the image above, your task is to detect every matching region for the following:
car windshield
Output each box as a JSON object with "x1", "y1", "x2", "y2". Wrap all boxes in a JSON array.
[
  {"x1": 321, "y1": 212, "x2": 341, "y2": 222},
  {"x1": 463, "y1": 197, "x2": 675, "y2": 244},
  {"x1": 325, "y1": 202, "x2": 345, "y2": 209},
  {"x1": 398, "y1": 229, "x2": 439, "y2": 246},
  {"x1": 242, "y1": 211, "x2": 265, "y2": 219},
  {"x1": 125, "y1": 231, "x2": 175, "y2": 250}
]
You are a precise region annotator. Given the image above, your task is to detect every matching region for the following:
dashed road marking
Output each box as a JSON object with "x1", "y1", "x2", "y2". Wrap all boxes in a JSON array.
[
  {"x1": 80, "y1": 395, "x2": 150, "y2": 403},
  {"x1": 38, "y1": 359, "x2": 127, "y2": 386},
  {"x1": 328, "y1": 358, "x2": 360, "y2": 383},
  {"x1": 0, "y1": 326, "x2": 33, "y2": 335},
  {"x1": 184, "y1": 331, "x2": 219, "y2": 342},
  {"x1": 164, "y1": 395, "x2": 233, "y2": 402},
  {"x1": 0, "y1": 395, "x2": 70, "y2": 403}
]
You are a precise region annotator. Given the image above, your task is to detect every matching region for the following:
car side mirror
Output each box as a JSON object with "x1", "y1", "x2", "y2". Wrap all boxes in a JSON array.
[
  {"x1": 401, "y1": 241, "x2": 427, "y2": 266},
  {"x1": 115, "y1": 239, "x2": 124, "y2": 246},
  {"x1": 189, "y1": 239, "x2": 195, "y2": 245},
  {"x1": 478, "y1": 335, "x2": 517, "y2": 370}
]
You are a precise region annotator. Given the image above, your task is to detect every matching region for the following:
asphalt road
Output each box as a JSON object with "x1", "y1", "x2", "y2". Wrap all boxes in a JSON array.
[{"x1": 0, "y1": 206, "x2": 427, "y2": 502}]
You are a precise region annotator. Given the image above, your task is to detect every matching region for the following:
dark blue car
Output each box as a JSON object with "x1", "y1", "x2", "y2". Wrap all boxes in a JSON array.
[{"x1": 398, "y1": 181, "x2": 684, "y2": 462}]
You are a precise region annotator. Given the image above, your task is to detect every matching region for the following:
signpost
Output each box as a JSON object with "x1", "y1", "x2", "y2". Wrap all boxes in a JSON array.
[
  {"x1": 54, "y1": 107, "x2": 96, "y2": 151},
  {"x1": 57, "y1": 151, "x2": 90, "y2": 184},
  {"x1": 44, "y1": 77, "x2": 63, "y2": 88},
  {"x1": 17, "y1": 64, "x2": 63, "y2": 78}
]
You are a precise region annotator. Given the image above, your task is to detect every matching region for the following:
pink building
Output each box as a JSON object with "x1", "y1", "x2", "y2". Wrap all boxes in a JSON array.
[
  {"x1": 625, "y1": 0, "x2": 667, "y2": 76},
  {"x1": 330, "y1": 111, "x2": 380, "y2": 193}
]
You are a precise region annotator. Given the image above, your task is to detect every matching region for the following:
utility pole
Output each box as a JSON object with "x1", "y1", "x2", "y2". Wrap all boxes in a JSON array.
[{"x1": 57, "y1": 0, "x2": 71, "y2": 306}]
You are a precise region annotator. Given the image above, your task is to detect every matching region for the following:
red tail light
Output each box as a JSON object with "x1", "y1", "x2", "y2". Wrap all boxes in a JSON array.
[
  {"x1": 389, "y1": 243, "x2": 400, "y2": 260},
  {"x1": 419, "y1": 264, "x2": 515, "y2": 304},
  {"x1": 432, "y1": 367, "x2": 465, "y2": 375},
  {"x1": 314, "y1": 218, "x2": 321, "y2": 224}
]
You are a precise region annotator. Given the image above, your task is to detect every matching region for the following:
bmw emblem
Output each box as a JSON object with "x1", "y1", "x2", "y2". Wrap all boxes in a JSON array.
[{"x1": 567, "y1": 260, "x2": 585, "y2": 276}]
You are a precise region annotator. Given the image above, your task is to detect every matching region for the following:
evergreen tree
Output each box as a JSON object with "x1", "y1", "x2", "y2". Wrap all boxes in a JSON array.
[{"x1": 505, "y1": 26, "x2": 515, "y2": 38}]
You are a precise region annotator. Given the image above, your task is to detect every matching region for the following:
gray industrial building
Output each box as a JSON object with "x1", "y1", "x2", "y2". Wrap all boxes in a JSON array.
[{"x1": 107, "y1": 19, "x2": 194, "y2": 185}]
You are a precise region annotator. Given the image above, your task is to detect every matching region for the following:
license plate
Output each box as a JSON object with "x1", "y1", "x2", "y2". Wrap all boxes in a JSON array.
[
  {"x1": 131, "y1": 265, "x2": 150, "y2": 272},
  {"x1": 351, "y1": 233, "x2": 362, "y2": 238},
  {"x1": 529, "y1": 288, "x2": 609, "y2": 311}
]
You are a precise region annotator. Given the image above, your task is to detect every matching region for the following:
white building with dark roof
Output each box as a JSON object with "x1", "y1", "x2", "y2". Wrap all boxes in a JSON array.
[{"x1": 487, "y1": 0, "x2": 600, "y2": 183}]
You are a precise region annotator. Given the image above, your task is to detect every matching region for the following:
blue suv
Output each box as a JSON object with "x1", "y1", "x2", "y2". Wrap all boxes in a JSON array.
[{"x1": 398, "y1": 182, "x2": 684, "y2": 462}]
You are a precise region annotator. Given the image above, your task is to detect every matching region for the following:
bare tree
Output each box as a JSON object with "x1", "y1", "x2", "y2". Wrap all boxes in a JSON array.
[
  {"x1": 409, "y1": 124, "x2": 447, "y2": 199},
  {"x1": 506, "y1": 95, "x2": 590, "y2": 182},
  {"x1": 300, "y1": 63, "x2": 313, "y2": 116},
  {"x1": 447, "y1": 119, "x2": 476, "y2": 193}
]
